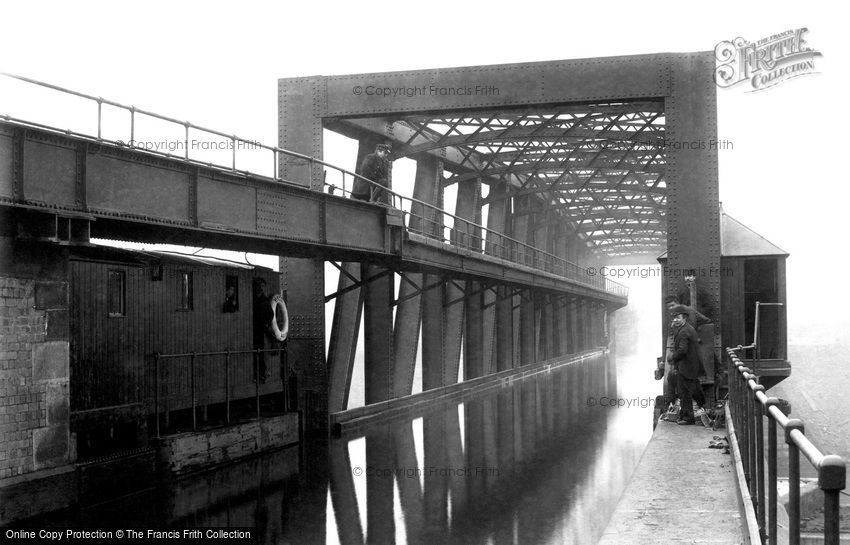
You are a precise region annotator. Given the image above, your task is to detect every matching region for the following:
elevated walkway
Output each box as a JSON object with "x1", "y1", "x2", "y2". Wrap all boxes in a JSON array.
[{"x1": 598, "y1": 421, "x2": 747, "y2": 544}]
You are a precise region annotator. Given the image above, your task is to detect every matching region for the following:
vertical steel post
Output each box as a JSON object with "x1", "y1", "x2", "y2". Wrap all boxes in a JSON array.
[
  {"x1": 495, "y1": 285, "x2": 514, "y2": 371},
  {"x1": 183, "y1": 123, "x2": 190, "y2": 160},
  {"x1": 740, "y1": 368, "x2": 751, "y2": 482},
  {"x1": 819, "y1": 455, "x2": 846, "y2": 545},
  {"x1": 464, "y1": 280, "x2": 485, "y2": 379},
  {"x1": 484, "y1": 182, "x2": 509, "y2": 371},
  {"x1": 764, "y1": 398, "x2": 781, "y2": 545},
  {"x1": 96, "y1": 99, "x2": 102, "y2": 139},
  {"x1": 785, "y1": 419, "x2": 804, "y2": 545},
  {"x1": 255, "y1": 348, "x2": 261, "y2": 418},
  {"x1": 225, "y1": 349, "x2": 231, "y2": 424},
  {"x1": 746, "y1": 378, "x2": 754, "y2": 491},
  {"x1": 190, "y1": 352, "x2": 196, "y2": 431},
  {"x1": 154, "y1": 353, "x2": 161, "y2": 439},
  {"x1": 753, "y1": 384, "x2": 766, "y2": 537},
  {"x1": 327, "y1": 262, "x2": 364, "y2": 412},
  {"x1": 279, "y1": 76, "x2": 328, "y2": 433},
  {"x1": 363, "y1": 264, "x2": 394, "y2": 403}
]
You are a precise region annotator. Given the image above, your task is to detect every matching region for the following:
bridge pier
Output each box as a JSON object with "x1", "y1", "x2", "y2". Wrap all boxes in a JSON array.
[
  {"x1": 464, "y1": 280, "x2": 485, "y2": 380},
  {"x1": 327, "y1": 262, "x2": 362, "y2": 413},
  {"x1": 363, "y1": 263, "x2": 394, "y2": 404}
]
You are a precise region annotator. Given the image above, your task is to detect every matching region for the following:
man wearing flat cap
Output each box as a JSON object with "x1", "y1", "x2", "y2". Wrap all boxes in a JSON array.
[
  {"x1": 669, "y1": 305, "x2": 706, "y2": 425},
  {"x1": 351, "y1": 143, "x2": 391, "y2": 203}
]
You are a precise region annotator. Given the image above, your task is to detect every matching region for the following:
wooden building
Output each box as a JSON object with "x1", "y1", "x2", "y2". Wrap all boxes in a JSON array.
[
  {"x1": 68, "y1": 245, "x2": 286, "y2": 459},
  {"x1": 658, "y1": 207, "x2": 789, "y2": 389}
]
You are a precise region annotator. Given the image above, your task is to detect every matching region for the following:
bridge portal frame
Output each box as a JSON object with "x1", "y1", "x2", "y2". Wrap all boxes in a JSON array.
[{"x1": 279, "y1": 52, "x2": 720, "y2": 429}]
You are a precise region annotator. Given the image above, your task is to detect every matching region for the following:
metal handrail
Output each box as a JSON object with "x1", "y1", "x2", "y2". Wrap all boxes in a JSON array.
[
  {"x1": 152, "y1": 347, "x2": 286, "y2": 439},
  {"x1": 0, "y1": 72, "x2": 627, "y2": 299},
  {"x1": 726, "y1": 347, "x2": 846, "y2": 545}
]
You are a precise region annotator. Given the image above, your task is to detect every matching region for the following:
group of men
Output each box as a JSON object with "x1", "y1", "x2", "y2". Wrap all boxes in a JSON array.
[{"x1": 662, "y1": 295, "x2": 712, "y2": 426}]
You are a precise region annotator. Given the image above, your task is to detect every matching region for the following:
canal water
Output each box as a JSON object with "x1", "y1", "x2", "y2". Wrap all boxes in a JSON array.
[{"x1": 22, "y1": 281, "x2": 661, "y2": 544}]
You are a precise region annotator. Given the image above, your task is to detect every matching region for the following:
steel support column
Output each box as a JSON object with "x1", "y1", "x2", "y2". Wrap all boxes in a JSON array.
[
  {"x1": 535, "y1": 216, "x2": 553, "y2": 361},
  {"x1": 363, "y1": 263, "x2": 394, "y2": 404},
  {"x1": 665, "y1": 55, "x2": 721, "y2": 330},
  {"x1": 279, "y1": 77, "x2": 327, "y2": 431},
  {"x1": 421, "y1": 276, "x2": 447, "y2": 390},
  {"x1": 465, "y1": 281, "x2": 485, "y2": 379},
  {"x1": 483, "y1": 182, "x2": 510, "y2": 373},
  {"x1": 568, "y1": 296, "x2": 580, "y2": 354},
  {"x1": 513, "y1": 198, "x2": 535, "y2": 366},
  {"x1": 450, "y1": 180, "x2": 480, "y2": 380},
  {"x1": 327, "y1": 262, "x2": 363, "y2": 413},
  {"x1": 495, "y1": 285, "x2": 514, "y2": 371},
  {"x1": 575, "y1": 298, "x2": 585, "y2": 351},
  {"x1": 552, "y1": 225, "x2": 568, "y2": 357},
  {"x1": 392, "y1": 156, "x2": 442, "y2": 397}
]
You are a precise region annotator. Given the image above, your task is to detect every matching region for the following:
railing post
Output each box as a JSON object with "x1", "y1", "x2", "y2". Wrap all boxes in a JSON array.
[
  {"x1": 255, "y1": 348, "x2": 261, "y2": 419},
  {"x1": 764, "y1": 398, "x2": 782, "y2": 545},
  {"x1": 818, "y1": 455, "x2": 846, "y2": 545},
  {"x1": 97, "y1": 98, "x2": 103, "y2": 140},
  {"x1": 225, "y1": 349, "x2": 231, "y2": 424},
  {"x1": 740, "y1": 367, "x2": 752, "y2": 482},
  {"x1": 785, "y1": 419, "x2": 805, "y2": 545},
  {"x1": 190, "y1": 352, "x2": 197, "y2": 431},
  {"x1": 154, "y1": 353, "x2": 161, "y2": 439},
  {"x1": 752, "y1": 383, "x2": 766, "y2": 539},
  {"x1": 184, "y1": 122, "x2": 190, "y2": 160}
]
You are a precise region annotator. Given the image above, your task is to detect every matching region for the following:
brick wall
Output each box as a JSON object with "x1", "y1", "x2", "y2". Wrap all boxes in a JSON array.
[
  {"x1": 0, "y1": 221, "x2": 72, "y2": 483},
  {"x1": 0, "y1": 275, "x2": 70, "y2": 479},
  {"x1": 0, "y1": 277, "x2": 45, "y2": 478}
]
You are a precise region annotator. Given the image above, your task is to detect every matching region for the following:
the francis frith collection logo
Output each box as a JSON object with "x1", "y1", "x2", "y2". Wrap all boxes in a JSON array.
[{"x1": 714, "y1": 28, "x2": 822, "y2": 91}]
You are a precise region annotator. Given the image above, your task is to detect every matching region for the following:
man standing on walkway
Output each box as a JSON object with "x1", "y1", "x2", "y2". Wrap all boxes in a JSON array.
[
  {"x1": 669, "y1": 305, "x2": 706, "y2": 425},
  {"x1": 351, "y1": 143, "x2": 390, "y2": 203}
]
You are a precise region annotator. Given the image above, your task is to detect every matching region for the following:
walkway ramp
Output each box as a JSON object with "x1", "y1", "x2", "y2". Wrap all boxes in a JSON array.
[{"x1": 598, "y1": 421, "x2": 747, "y2": 544}]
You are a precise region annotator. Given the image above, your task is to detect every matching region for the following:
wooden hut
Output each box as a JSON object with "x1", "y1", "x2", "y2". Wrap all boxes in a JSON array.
[{"x1": 69, "y1": 245, "x2": 285, "y2": 459}]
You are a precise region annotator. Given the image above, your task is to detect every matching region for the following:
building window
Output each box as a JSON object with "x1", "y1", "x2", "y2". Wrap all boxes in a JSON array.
[
  {"x1": 107, "y1": 269, "x2": 125, "y2": 317},
  {"x1": 223, "y1": 275, "x2": 238, "y2": 313},
  {"x1": 177, "y1": 271, "x2": 193, "y2": 311}
]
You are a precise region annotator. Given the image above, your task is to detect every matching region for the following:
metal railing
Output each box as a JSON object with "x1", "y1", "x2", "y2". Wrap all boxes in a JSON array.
[
  {"x1": 0, "y1": 73, "x2": 628, "y2": 300},
  {"x1": 328, "y1": 179, "x2": 629, "y2": 298},
  {"x1": 152, "y1": 348, "x2": 286, "y2": 439},
  {"x1": 727, "y1": 347, "x2": 846, "y2": 545}
]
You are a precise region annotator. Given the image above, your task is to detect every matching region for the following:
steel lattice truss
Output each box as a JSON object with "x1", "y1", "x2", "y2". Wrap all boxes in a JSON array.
[{"x1": 394, "y1": 100, "x2": 666, "y2": 258}]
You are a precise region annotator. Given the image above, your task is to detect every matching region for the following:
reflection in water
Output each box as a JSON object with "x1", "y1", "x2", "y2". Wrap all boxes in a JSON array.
[
  {"x1": 21, "y1": 353, "x2": 656, "y2": 545},
  {"x1": 329, "y1": 353, "x2": 650, "y2": 545}
]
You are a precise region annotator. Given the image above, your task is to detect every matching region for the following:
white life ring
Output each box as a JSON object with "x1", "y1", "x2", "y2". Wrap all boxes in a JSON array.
[{"x1": 269, "y1": 295, "x2": 289, "y2": 342}]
